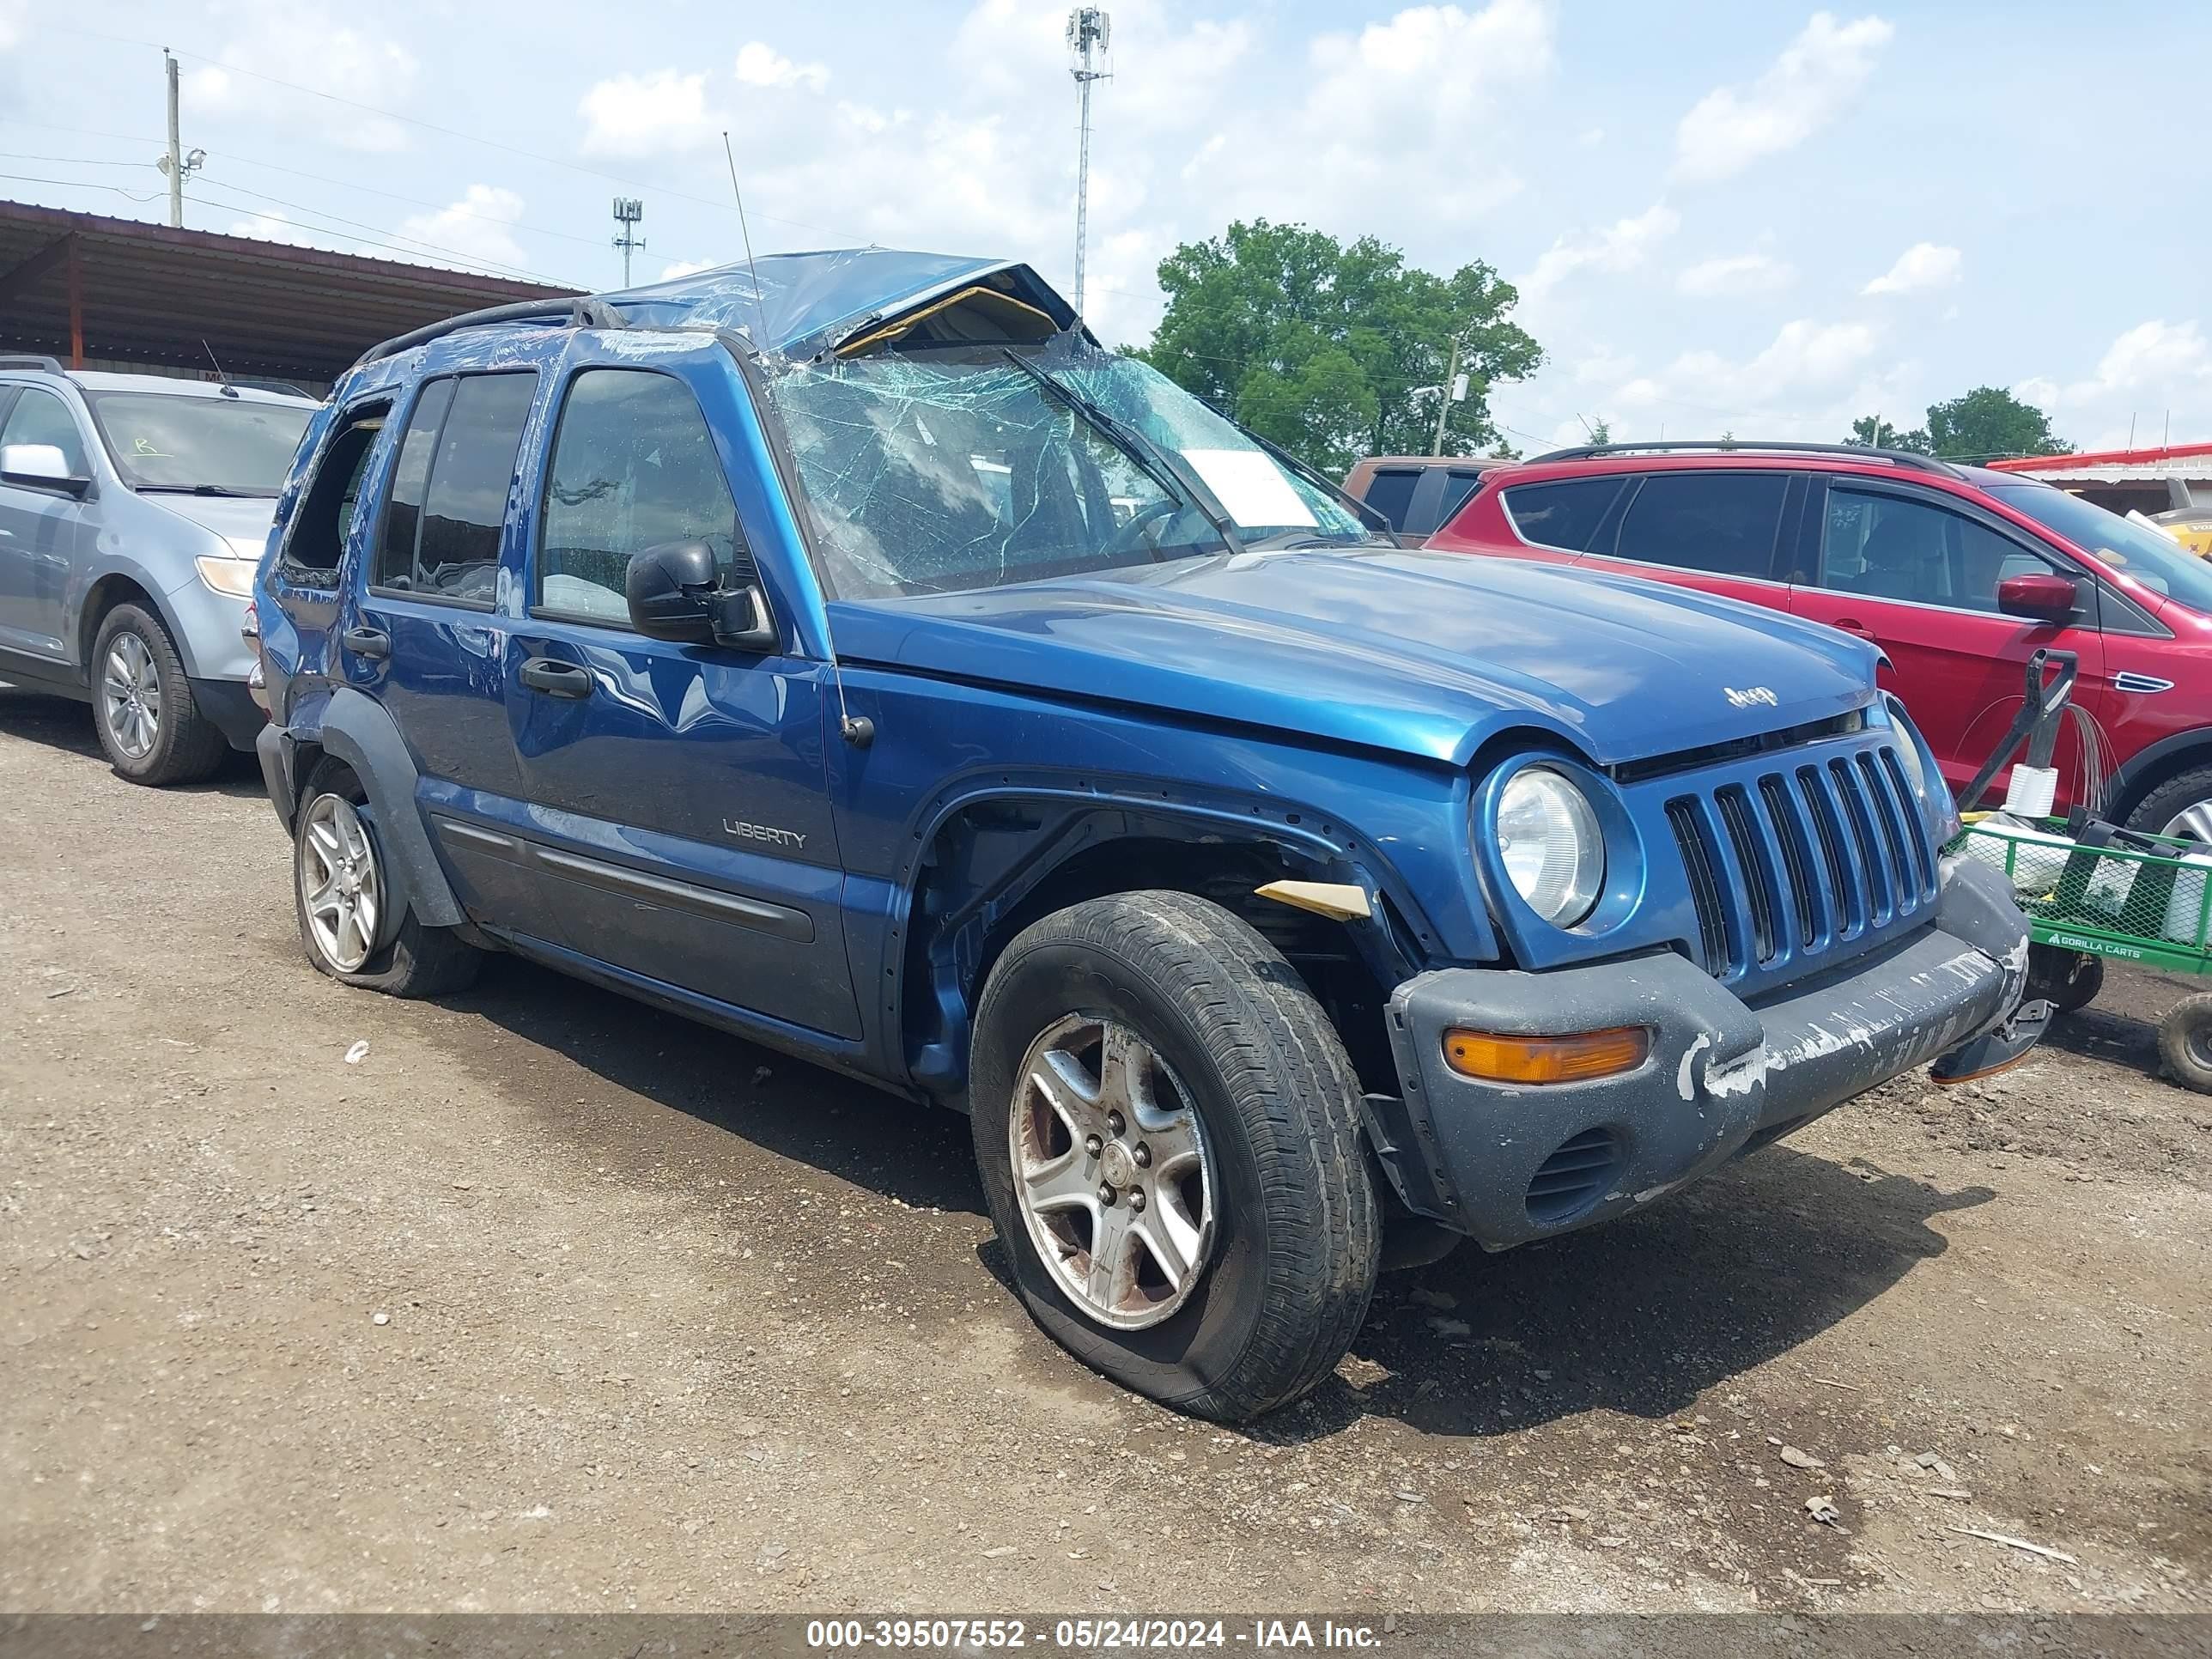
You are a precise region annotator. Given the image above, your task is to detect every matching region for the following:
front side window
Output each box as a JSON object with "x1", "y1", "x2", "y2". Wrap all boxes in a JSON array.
[
  {"x1": 82, "y1": 392, "x2": 310, "y2": 495},
  {"x1": 538, "y1": 370, "x2": 743, "y2": 625},
  {"x1": 283, "y1": 407, "x2": 386, "y2": 577},
  {"x1": 767, "y1": 346, "x2": 1367, "y2": 600},
  {"x1": 373, "y1": 373, "x2": 536, "y2": 604},
  {"x1": 1, "y1": 386, "x2": 89, "y2": 476},
  {"x1": 1503, "y1": 477, "x2": 1626, "y2": 552},
  {"x1": 1821, "y1": 488, "x2": 2057, "y2": 614},
  {"x1": 1607, "y1": 471, "x2": 1789, "y2": 578}
]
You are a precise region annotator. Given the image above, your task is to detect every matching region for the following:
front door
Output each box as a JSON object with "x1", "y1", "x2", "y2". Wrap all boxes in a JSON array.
[
  {"x1": 506, "y1": 358, "x2": 860, "y2": 1040},
  {"x1": 0, "y1": 386, "x2": 96, "y2": 668},
  {"x1": 1788, "y1": 478, "x2": 2108, "y2": 808}
]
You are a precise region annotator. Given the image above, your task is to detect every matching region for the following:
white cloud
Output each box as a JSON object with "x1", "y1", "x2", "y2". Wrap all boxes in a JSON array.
[
  {"x1": 227, "y1": 208, "x2": 292, "y2": 240},
  {"x1": 2013, "y1": 375, "x2": 2061, "y2": 413},
  {"x1": 658, "y1": 258, "x2": 719, "y2": 282},
  {"x1": 1862, "y1": 241, "x2": 1961, "y2": 295},
  {"x1": 578, "y1": 70, "x2": 720, "y2": 157},
  {"x1": 735, "y1": 42, "x2": 829, "y2": 93},
  {"x1": 395, "y1": 185, "x2": 527, "y2": 273},
  {"x1": 184, "y1": 3, "x2": 419, "y2": 152},
  {"x1": 2085, "y1": 319, "x2": 2211, "y2": 394},
  {"x1": 1677, "y1": 251, "x2": 1796, "y2": 298},
  {"x1": 1673, "y1": 11, "x2": 1894, "y2": 185},
  {"x1": 1518, "y1": 202, "x2": 1679, "y2": 302}
]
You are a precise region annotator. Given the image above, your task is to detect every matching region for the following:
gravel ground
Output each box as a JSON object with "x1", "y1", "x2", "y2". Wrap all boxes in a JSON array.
[{"x1": 1, "y1": 684, "x2": 2206, "y2": 1617}]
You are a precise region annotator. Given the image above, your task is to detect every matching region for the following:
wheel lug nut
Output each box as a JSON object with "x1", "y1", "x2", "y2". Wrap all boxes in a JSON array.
[
  {"x1": 1097, "y1": 1183, "x2": 1117, "y2": 1206},
  {"x1": 1133, "y1": 1142, "x2": 1151, "y2": 1168},
  {"x1": 1128, "y1": 1188, "x2": 1146, "y2": 1212},
  {"x1": 1106, "y1": 1111, "x2": 1126, "y2": 1136},
  {"x1": 1085, "y1": 1133, "x2": 1103, "y2": 1157}
]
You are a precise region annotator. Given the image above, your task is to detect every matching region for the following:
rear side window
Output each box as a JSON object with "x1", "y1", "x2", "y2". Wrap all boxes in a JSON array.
[
  {"x1": 374, "y1": 373, "x2": 537, "y2": 605},
  {"x1": 1607, "y1": 472, "x2": 1788, "y2": 578},
  {"x1": 1360, "y1": 467, "x2": 1422, "y2": 532},
  {"x1": 1502, "y1": 477, "x2": 1624, "y2": 551},
  {"x1": 537, "y1": 369, "x2": 744, "y2": 626}
]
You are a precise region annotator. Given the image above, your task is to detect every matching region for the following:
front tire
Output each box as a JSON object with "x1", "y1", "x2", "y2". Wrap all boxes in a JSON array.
[
  {"x1": 89, "y1": 603, "x2": 228, "y2": 787},
  {"x1": 969, "y1": 891, "x2": 1381, "y2": 1422},
  {"x1": 293, "y1": 762, "x2": 482, "y2": 998},
  {"x1": 2126, "y1": 766, "x2": 2212, "y2": 845}
]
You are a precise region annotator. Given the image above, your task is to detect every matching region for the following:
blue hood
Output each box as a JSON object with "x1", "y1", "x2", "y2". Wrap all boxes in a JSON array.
[{"x1": 830, "y1": 550, "x2": 1880, "y2": 769}]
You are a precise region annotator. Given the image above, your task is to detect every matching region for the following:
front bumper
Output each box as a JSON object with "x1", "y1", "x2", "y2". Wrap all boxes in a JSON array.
[{"x1": 1376, "y1": 852, "x2": 2033, "y2": 1249}]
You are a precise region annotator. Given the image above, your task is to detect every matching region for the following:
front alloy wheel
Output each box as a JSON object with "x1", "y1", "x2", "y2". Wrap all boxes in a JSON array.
[
  {"x1": 1011, "y1": 1014, "x2": 1216, "y2": 1330},
  {"x1": 99, "y1": 630, "x2": 162, "y2": 760},
  {"x1": 298, "y1": 792, "x2": 384, "y2": 972}
]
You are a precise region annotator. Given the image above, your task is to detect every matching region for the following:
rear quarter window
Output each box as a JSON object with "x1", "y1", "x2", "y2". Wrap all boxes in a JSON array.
[{"x1": 1358, "y1": 467, "x2": 1423, "y2": 532}]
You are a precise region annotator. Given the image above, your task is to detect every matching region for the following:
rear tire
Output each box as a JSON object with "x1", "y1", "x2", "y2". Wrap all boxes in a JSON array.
[
  {"x1": 89, "y1": 604, "x2": 228, "y2": 787},
  {"x1": 969, "y1": 890, "x2": 1381, "y2": 1422},
  {"x1": 2126, "y1": 767, "x2": 2212, "y2": 845},
  {"x1": 294, "y1": 760, "x2": 482, "y2": 998},
  {"x1": 2158, "y1": 994, "x2": 2212, "y2": 1095}
]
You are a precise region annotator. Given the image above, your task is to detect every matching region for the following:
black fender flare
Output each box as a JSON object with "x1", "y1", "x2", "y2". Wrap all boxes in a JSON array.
[
  {"x1": 310, "y1": 687, "x2": 465, "y2": 928},
  {"x1": 2106, "y1": 726, "x2": 2212, "y2": 817}
]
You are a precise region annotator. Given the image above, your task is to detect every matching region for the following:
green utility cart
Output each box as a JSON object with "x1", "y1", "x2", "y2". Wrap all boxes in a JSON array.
[{"x1": 1963, "y1": 814, "x2": 2212, "y2": 1092}]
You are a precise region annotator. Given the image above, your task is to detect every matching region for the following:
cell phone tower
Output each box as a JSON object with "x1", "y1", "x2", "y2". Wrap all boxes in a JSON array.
[
  {"x1": 1066, "y1": 7, "x2": 1111, "y2": 317},
  {"x1": 611, "y1": 197, "x2": 646, "y2": 287}
]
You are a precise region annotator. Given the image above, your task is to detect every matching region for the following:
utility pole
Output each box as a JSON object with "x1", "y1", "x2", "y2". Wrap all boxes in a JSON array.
[
  {"x1": 1431, "y1": 337, "x2": 1462, "y2": 455},
  {"x1": 163, "y1": 50, "x2": 183, "y2": 228},
  {"x1": 611, "y1": 198, "x2": 646, "y2": 287},
  {"x1": 1066, "y1": 7, "x2": 1110, "y2": 316}
]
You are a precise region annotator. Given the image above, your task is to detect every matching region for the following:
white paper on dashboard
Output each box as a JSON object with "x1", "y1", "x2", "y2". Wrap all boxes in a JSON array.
[{"x1": 1182, "y1": 448, "x2": 1319, "y2": 529}]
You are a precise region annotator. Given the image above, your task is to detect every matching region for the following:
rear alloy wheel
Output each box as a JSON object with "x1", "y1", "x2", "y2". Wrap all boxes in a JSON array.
[
  {"x1": 1010, "y1": 1014, "x2": 1217, "y2": 1331},
  {"x1": 297, "y1": 791, "x2": 385, "y2": 973}
]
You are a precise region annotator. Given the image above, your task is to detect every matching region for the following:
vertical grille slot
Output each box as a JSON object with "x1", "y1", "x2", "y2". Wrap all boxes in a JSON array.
[
  {"x1": 1667, "y1": 798, "x2": 1730, "y2": 977},
  {"x1": 1716, "y1": 786, "x2": 1780, "y2": 966},
  {"x1": 1856, "y1": 751, "x2": 1916, "y2": 919},
  {"x1": 1830, "y1": 756, "x2": 1893, "y2": 925},
  {"x1": 1880, "y1": 748, "x2": 1939, "y2": 897},
  {"x1": 1798, "y1": 763, "x2": 1863, "y2": 939},
  {"x1": 1759, "y1": 774, "x2": 1820, "y2": 947}
]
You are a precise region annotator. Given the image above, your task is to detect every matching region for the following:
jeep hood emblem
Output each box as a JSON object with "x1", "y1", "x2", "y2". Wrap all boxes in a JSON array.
[{"x1": 1725, "y1": 686, "x2": 1780, "y2": 709}]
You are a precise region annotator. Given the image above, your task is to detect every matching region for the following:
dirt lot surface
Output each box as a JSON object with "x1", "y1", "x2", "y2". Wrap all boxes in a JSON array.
[{"x1": 2, "y1": 684, "x2": 2207, "y2": 1618}]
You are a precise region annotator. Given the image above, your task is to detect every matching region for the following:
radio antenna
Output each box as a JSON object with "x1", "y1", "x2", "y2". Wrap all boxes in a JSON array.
[{"x1": 720, "y1": 129, "x2": 871, "y2": 747}]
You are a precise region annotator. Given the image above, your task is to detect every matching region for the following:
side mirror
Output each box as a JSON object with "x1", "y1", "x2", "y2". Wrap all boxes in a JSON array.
[
  {"x1": 1996, "y1": 571, "x2": 2078, "y2": 623},
  {"x1": 623, "y1": 539, "x2": 778, "y2": 653},
  {"x1": 0, "y1": 442, "x2": 90, "y2": 498}
]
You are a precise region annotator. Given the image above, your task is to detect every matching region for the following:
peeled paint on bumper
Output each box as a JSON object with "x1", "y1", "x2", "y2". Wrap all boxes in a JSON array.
[{"x1": 1382, "y1": 854, "x2": 2034, "y2": 1249}]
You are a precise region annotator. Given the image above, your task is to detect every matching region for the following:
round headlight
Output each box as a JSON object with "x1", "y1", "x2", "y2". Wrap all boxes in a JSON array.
[
  {"x1": 1886, "y1": 701, "x2": 1929, "y2": 797},
  {"x1": 1495, "y1": 766, "x2": 1604, "y2": 927}
]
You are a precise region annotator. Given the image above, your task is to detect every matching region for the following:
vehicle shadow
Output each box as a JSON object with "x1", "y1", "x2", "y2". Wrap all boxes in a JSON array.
[
  {"x1": 453, "y1": 953, "x2": 988, "y2": 1218},
  {"x1": 1264, "y1": 1150, "x2": 1994, "y2": 1443},
  {"x1": 0, "y1": 683, "x2": 266, "y2": 798},
  {"x1": 437, "y1": 950, "x2": 1994, "y2": 1442}
]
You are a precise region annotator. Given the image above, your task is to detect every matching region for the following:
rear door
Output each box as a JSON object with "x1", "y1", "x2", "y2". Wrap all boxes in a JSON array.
[
  {"x1": 1787, "y1": 477, "x2": 2109, "y2": 806},
  {"x1": 505, "y1": 348, "x2": 860, "y2": 1040},
  {"x1": 0, "y1": 385, "x2": 97, "y2": 667},
  {"x1": 1577, "y1": 468, "x2": 1801, "y2": 612},
  {"x1": 346, "y1": 368, "x2": 544, "y2": 925},
  {"x1": 1357, "y1": 465, "x2": 1425, "y2": 534}
]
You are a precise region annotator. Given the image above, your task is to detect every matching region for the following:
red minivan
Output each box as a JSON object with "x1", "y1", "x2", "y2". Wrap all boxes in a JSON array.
[{"x1": 1429, "y1": 441, "x2": 2212, "y2": 838}]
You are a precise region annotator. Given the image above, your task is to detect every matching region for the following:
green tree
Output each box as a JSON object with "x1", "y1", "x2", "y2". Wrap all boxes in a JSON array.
[
  {"x1": 1922, "y1": 386, "x2": 2071, "y2": 460},
  {"x1": 1138, "y1": 220, "x2": 1541, "y2": 475}
]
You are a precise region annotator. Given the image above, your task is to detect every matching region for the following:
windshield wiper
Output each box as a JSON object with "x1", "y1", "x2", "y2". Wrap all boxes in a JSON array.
[
  {"x1": 137, "y1": 483, "x2": 270, "y2": 497},
  {"x1": 1000, "y1": 349, "x2": 1246, "y2": 558}
]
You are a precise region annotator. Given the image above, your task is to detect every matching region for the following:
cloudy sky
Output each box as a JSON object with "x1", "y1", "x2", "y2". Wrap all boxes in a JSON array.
[{"x1": 3, "y1": 0, "x2": 2205, "y2": 454}]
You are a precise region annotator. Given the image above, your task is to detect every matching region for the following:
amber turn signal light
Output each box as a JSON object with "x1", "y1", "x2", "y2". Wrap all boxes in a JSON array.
[{"x1": 1441, "y1": 1025, "x2": 1651, "y2": 1085}]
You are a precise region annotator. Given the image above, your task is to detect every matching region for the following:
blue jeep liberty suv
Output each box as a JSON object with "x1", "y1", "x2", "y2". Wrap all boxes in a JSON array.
[{"x1": 252, "y1": 251, "x2": 2041, "y2": 1421}]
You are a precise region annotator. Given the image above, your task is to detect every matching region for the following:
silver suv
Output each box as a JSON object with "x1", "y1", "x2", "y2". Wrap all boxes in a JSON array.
[{"x1": 0, "y1": 359, "x2": 317, "y2": 785}]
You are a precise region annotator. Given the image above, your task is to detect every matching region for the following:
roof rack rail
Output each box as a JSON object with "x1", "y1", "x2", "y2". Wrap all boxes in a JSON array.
[
  {"x1": 356, "y1": 297, "x2": 626, "y2": 368},
  {"x1": 0, "y1": 355, "x2": 67, "y2": 374},
  {"x1": 1529, "y1": 439, "x2": 1963, "y2": 478}
]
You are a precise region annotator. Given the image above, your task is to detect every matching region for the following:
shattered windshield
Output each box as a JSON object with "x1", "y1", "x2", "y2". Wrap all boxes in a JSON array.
[{"x1": 767, "y1": 345, "x2": 1366, "y2": 599}]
